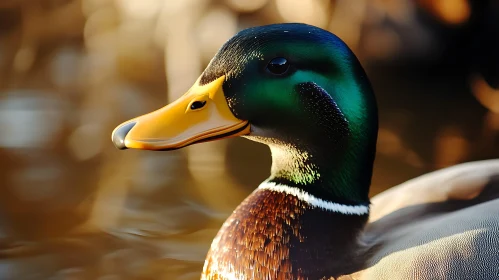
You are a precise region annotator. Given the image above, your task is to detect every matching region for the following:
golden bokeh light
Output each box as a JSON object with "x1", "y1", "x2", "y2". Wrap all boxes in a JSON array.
[{"x1": 275, "y1": 0, "x2": 331, "y2": 28}]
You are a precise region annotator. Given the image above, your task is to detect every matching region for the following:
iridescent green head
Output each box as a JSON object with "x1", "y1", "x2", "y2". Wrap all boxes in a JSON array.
[
  {"x1": 112, "y1": 23, "x2": 378, "y2": 204},
  {"x1": 202, "y1": 23, "x2": 378, "y2": 204}
]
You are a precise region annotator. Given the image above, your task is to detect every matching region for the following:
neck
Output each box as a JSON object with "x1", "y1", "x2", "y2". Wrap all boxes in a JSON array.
[{"x1": 248, "y1": 135, "x2": 374, "y2": 205}]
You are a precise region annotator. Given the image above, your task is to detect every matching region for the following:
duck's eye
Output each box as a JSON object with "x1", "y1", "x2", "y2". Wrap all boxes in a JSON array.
[
  {"x1": 267, "y1": 57, "x2": 289, "y2": 75},
  {"x1": 190, "y1": 101, "x2": 206, "y2": 110}
]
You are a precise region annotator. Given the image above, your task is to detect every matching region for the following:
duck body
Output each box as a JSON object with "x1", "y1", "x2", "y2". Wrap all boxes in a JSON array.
[
  {"x1": 201, "y1": 163, "x2": 499, "y2": 280},
  {"x1": 112, "y1": 23, "x2": 499, "y2": 279}
]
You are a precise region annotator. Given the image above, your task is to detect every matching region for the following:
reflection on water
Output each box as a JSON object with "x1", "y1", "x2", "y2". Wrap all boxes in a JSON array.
[{"x1": 0, "y1": 0, "x2": 498, "y2": 279}]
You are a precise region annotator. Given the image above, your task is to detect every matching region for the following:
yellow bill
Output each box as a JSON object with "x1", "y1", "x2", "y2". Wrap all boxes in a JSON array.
[{"x1": 112, "y1": 75, "x2": 250, "y2": 150}]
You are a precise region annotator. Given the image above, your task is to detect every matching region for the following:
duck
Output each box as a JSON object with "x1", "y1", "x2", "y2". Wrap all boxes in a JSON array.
[{"x1": 111, "y1": 23, "x2": 499, "y2": 280}]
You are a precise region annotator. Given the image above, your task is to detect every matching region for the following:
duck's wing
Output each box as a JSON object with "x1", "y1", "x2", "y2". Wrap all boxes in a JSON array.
[
  {"x1": 355, "y1": 160, "x2": 499, "y2": 279},
  {"x1": 369, "y1": 159, "x2": 499, "y2": 222},
  {"x1": 361, "y1": 198, "x2": 499, "y2": 279}
]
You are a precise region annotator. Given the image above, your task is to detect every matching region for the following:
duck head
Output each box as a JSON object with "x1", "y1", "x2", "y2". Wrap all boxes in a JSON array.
[{"x1": 112, "y1": 23, "x2": 378, "y2": 204}]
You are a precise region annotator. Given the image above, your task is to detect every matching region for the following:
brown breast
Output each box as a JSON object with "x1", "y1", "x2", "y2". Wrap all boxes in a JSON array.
[{"x1": 202, "y1": 189, "x2": 368, "y2": 280}]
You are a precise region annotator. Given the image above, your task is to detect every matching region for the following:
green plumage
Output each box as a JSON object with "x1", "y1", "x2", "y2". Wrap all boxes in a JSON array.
[{"x1": 202, "y1": 23, "x2": 377, "y2": 204}]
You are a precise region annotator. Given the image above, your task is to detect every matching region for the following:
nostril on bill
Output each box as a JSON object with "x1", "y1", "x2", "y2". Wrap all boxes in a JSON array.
[{"x1": 112, "y1": 121, "x2": 136, "y2": 150}]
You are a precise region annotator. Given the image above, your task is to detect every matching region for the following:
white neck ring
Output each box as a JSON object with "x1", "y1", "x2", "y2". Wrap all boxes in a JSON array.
[{"x1": 258, "y1": 181, "x2": 369, "y2": 215}]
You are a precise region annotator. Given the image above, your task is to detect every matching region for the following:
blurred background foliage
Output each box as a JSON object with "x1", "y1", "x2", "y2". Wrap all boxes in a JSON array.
[{"x1": 0, "y1": 0, "x2": 498, "y2": 279}]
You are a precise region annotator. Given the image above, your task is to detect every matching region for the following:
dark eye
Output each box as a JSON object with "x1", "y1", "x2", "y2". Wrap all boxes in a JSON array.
[
  {"x1": 190, "y1": 100, "x2": 206, "y2": 110},
  {"x1": 267, "y1": 57, "x2": 289, "y2": 75}
]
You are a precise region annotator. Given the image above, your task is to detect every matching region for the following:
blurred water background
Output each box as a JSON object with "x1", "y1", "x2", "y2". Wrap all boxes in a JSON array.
[{"x1": 0, "y1": 0, "x2": 498, "y2": 279}]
